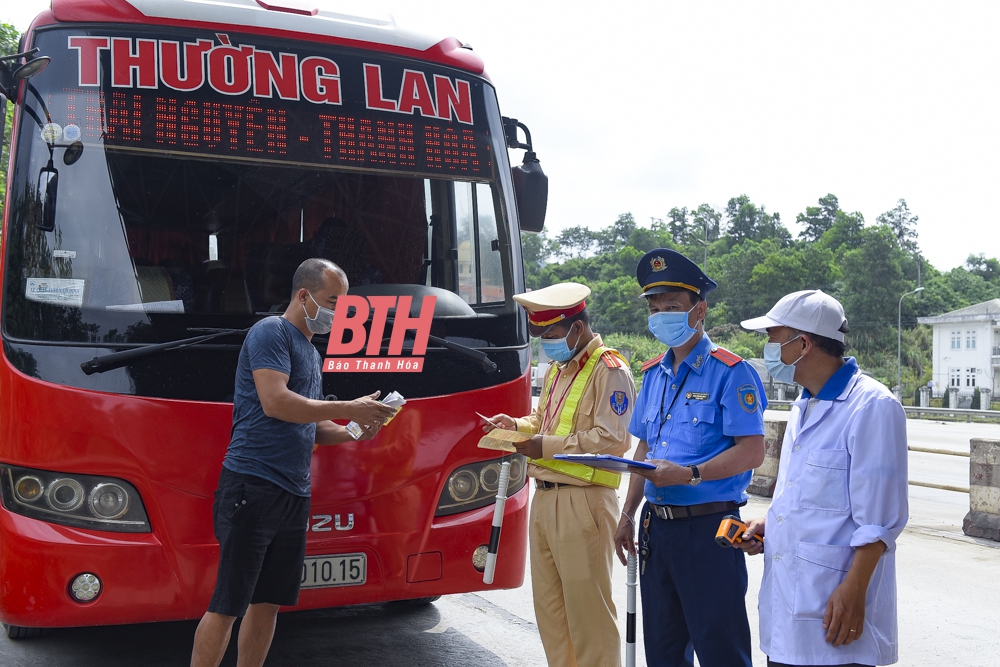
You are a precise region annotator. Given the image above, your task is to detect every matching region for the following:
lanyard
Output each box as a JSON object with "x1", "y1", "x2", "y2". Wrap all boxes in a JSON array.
[
  {"x1": 541, "y1": 362, "x2": 585, "y2": 433},
  {"x1": 654, "y1": 363, "x2": 691, "y2": 446}
]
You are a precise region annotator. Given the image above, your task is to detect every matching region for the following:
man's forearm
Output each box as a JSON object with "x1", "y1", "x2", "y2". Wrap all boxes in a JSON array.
[
  {"x1": 700, "y1": 435, "x2": 765, "y2": 481},
  {"x1": 262, "y1": 390, "x2": 345, "y2": 424},
  {"x1": 315, "y1": 421, "x2": 354, "y2": 445},
  {"x1": 845, "y1": 540, "x2": 886, "y2": 590}
]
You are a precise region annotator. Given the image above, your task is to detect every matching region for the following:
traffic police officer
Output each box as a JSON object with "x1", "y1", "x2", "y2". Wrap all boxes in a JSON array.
[
  {"x1": 612, "y1": 249, "x2": 767, "y2": 667},
  {"x1": 487, "y1": 282, "x2": 635, "y2": 667}
]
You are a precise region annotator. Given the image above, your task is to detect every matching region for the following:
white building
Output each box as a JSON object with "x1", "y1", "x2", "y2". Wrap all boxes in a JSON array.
[{"x1": 917, "y1": 298, "x2": 1000, "y2": 398}]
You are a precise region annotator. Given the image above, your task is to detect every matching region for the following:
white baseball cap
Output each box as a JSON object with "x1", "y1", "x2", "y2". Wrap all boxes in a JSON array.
[{"x1": 740, "y1": 290, "x2": 848, "y2": 343}]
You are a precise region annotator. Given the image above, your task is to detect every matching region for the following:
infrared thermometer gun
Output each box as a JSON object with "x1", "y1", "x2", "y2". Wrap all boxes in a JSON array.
[{"x1": 715, "y1": 515, "x2": 763, "y2": 548}]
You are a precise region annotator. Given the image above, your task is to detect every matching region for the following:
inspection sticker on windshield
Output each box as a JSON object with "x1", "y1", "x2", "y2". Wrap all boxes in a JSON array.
[{"x1": 26, "y1": 278, "x2": 84, "y2": 307}]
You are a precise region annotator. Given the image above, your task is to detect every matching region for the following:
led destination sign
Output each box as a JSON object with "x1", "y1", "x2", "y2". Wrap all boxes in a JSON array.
[{"x1": 51, "y1": 31, "x2": 492, "y2": 176}]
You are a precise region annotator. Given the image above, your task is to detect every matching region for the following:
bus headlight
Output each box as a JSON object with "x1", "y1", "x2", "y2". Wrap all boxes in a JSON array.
[
  {"x1": 46, "y1": 478, "x2": 85, "y2": 511},
  {"x1": 435, "y1": 455, "x2": 527, "y2": 517},
  {"x1": 13, "y1": 476, "x2": 43, "y2": 503},
  {"x1": 0, "y1": 466, "x2": 150, "y2": 533},
  {"x1": 90, "y1": 483, "x2": 130, "y2": 519}
]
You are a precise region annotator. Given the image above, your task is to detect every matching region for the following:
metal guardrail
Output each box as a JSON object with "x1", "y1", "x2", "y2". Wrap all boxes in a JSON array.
[
  {"x1": 767, "y1": 400, "x2": 999, "y2": 423},
  {"x1": 766, "y1": 400, "x2": 975, "y2": 493}
]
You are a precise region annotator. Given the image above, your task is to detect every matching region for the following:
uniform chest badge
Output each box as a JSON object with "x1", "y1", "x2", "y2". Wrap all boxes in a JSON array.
[
  {"x1": 610, "y1": 391, "x2": 629, "y2": 415},
  {"x1": 686, "y1": 392, "x2": 710, "y2": 401},
  {"x1": 738, "y1": 384, "x2": 759, "y2": 413},
  {"x1": 650, "y1": 256, "x2": 667, "y2": 272}
]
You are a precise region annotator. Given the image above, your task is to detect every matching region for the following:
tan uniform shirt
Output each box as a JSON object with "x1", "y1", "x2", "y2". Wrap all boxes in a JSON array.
[{"x1": 514, "y1": 335, "x2": 636, "y2": 485}]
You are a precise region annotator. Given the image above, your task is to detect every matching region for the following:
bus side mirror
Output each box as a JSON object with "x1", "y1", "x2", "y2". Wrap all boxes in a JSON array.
[
  {"x1": 37, "y1": 163, "x2": 58, "y2": 232},
  {"x1": 502, "y1": 117, "x2": 548, "y2": 233},
  {"x1": 511, "y1": 152, "x2": 547, "y2": 233}
]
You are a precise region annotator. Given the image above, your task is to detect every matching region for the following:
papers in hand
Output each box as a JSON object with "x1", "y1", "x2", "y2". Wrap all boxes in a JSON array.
[
  {"x1": 553, "y1": 454, "x2": 657, "y2": 473},
  {"x1": 477, "y1": 428, "x2": 531, "y2": 453}
]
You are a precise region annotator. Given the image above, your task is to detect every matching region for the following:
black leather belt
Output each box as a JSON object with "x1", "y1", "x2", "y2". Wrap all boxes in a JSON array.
[
  {"x1": 650, "y1": 500, "x2": 743, "y2": 520},
  {"x1": 535, "y1": 480, "x2": 574, "y2": 490}
]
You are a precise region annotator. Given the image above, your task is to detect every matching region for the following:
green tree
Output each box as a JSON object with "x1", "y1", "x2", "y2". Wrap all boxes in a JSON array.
[
  {"x1": 966, "y1": 253, "x2": 1000, "y2": 286},
  {"x1": 876, "y1": 198, "x2": 919, "y2": 253},
  {"x1": 706, "y1": 238, "x2": 780, "y2": 325},
  {"x1": 797, "y1": 193, "x2": 841, "y2": 241},
  {"x1": 521, "y1": 230, "x2": 556, "y2": 290},
  {"x1": 691, "y1": 203, "x2": 722, "y2": 243},
  {"x1": 589, "y1": 275, "x2": 647, "y2": 335},
  {"x1": 0, "y1": 23, "x2": 18, "y2": 56},
  {"x1": 627, "y1": 217, "x2": 673, "y2": 252},
  {"x1": 554, "y1": 226, "x2": 595, "y2": 259},
  {"x1": 748, "y1": 243, "x2": 840, "y2": 313},
  {"x1": 819, "y1": 210, "x2": 866, "y2": 253},
  {"x1": 594, "y1": 212, "x2": 636, "y2": 254},
  {"x1": 666, "y1": 207, "x2": 688, "y2": 245},
  {"x1": 1, "y1": 23, "x2": 21, "y2": 221},
  {"x1": 724, "y1": 195, "x2": 790, "y2": 245}
]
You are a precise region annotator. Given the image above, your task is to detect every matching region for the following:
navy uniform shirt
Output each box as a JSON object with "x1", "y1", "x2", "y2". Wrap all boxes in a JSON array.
[{"x1": 628, "y1": 334, "x2": 767, "y2": 506}]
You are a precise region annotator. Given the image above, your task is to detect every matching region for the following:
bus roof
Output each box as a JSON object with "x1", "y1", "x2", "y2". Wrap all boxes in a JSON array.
[{"x1": 41, "y1": 0, "x2": 486, "y2": 76}]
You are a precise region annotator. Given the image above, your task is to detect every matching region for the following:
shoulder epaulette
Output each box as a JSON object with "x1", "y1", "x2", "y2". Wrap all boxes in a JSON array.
[
  {"x1": 600, "y1": 349, "x2": 629, "y2": 369},
  {"x1": 710, "y1": 346, "x2": 742, "y2": 367},
  {"x1": 641, "y1": 352, "x2": 666, "y2": 373}
]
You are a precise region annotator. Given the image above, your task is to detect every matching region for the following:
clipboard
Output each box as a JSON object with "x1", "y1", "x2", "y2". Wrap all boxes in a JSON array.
[{"x1": 553, "y1": 454, "x2": 657, "y2": 473}]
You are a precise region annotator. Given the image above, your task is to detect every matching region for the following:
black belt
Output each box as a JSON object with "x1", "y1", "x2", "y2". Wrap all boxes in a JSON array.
[
  {"x1": 650, "y1": 500, "x2": 743, "y2": 520},
  {"x1": 535, "y1": 480, "x2": 578, "y2": 490}
]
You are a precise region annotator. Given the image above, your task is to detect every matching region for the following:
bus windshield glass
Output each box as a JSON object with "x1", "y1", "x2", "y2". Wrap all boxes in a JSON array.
[{"x1": 4, "y1": 28, "x2": 515, "y2": 354}]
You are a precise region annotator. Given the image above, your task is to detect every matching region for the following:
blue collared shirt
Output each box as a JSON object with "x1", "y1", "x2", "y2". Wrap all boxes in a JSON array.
[
  {"x1": 629, "y1": 335, "x2": 767, "y2": 506},
  {"x1": 801, "y1": 357, "x2": 858, "y2": 400}
]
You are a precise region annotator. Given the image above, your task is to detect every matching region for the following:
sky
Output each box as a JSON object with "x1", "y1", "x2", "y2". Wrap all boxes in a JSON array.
[{"x1": 6, "y1": 1, "x2": 1000, "y2": 272}]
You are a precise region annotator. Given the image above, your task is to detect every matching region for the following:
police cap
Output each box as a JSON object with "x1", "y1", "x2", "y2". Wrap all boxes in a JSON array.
[
  {"x1": 635, "y1": 248, "x2": 717, "y2": 299},
  {"x1": 513, "y1": 282, "x2": 590, "y2": 337}
]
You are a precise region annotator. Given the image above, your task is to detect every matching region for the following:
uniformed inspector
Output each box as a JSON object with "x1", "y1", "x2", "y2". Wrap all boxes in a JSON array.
[
  {"x1": 612, "y1": 249, "x2": 767, "y2": 667},
  {"x1": 486, "y1": 282, "x2": 636, "y2": 667}
]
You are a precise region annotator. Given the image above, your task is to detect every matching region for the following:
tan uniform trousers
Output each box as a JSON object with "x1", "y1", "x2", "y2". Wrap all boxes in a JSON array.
[{"x1": 530, "y1": 483, "x2": 621, "y2": 667}]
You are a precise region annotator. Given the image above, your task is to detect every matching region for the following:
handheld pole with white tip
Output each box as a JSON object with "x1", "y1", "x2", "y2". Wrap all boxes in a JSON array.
[
  {"x1": 482, "y1": 460, "x2": 511, "y2": 584},
  {"x1": 626, "y1": 551, "x2": 638, "y2": 667}
]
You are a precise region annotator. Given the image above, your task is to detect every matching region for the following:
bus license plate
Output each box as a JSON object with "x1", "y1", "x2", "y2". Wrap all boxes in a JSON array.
[{"x1": 301, "y1": 553, "x2": 367, "y2": 589}]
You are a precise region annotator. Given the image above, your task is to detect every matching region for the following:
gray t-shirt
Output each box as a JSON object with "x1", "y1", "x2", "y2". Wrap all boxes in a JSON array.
[{"x1": 223, "y1": 316, "x2": 322, "y2": 496}]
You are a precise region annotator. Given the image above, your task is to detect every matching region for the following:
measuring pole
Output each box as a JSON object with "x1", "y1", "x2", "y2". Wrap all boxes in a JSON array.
[
  {"x1": 626, "y1": 552, "x2": 637, "y2": 667},
  {"x1": 482, "y1": 460, "x2": 511, "y2": 584}
]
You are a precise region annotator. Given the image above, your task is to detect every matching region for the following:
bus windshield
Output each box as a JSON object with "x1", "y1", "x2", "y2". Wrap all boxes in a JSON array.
[{"x1": 2, "y1": 27, "x2": 525, "y2": 400}]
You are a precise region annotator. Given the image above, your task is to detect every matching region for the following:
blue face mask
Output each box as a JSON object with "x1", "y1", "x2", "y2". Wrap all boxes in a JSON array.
[
  {"x1": 648, "y1": 305, "x2": 698, "y2": 348},
  {"x1": 540, "y1": 326, "x2": 581, "y2": 363},
  {"x1": 763, "y1": 335, "x2": 803, "y2": 384}
]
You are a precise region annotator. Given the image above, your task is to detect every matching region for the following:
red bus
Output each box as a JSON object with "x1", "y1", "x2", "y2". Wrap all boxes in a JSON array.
[{"x1": 0, "y1": 0, "x2": 547, "y2": 637}]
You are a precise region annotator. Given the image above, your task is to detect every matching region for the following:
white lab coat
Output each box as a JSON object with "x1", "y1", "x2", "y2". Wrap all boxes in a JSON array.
[{"x1": 759, "y1": 370, "x2": 908, "y2": 666}]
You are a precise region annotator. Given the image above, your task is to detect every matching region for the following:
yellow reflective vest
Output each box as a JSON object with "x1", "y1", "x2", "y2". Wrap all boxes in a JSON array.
[{"x1": 529, "y1": 346, "x2": 628, "y2": 489}]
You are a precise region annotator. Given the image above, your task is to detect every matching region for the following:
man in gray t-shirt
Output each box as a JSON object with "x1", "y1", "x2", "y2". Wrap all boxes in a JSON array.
[{"x1": 191, "y1": 258, "x2": 396, "y2": 667}]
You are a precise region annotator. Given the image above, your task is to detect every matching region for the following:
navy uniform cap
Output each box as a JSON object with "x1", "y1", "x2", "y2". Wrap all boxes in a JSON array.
[{"x1": 636, "y1": 248, "x2": 717, "y2": 298}]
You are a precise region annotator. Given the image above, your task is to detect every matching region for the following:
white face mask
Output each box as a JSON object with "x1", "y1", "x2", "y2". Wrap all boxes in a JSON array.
[
  {"x1": 763, "y1": 334, "x2": 803, "y2": 384},
  {"x1": 302, "y1": 291, "x2": 335, "y2": 335}
]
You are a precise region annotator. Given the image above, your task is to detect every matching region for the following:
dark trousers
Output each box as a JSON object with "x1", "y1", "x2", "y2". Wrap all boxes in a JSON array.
[{"x1": 639, "y1": 503, "x2": 752, "y2": 667}]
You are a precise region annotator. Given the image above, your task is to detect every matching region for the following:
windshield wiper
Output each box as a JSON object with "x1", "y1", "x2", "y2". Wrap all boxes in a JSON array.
[
  {"x1": 385, "y1": 317, "x2": 498, "y2": 373},
  {"x1": 80, "y1": 328, "x2": 249, "y2": 375}
]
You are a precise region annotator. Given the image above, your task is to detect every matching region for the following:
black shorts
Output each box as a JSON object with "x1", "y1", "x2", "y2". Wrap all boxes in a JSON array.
[{"x1": 208, "y1": 466, "x2": 310, "y2": 618}]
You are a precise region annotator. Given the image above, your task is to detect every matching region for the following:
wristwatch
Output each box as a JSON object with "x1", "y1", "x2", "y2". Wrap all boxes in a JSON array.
[{"x1": 687, "y1": 465, "x2": 702, "y2": 486}]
